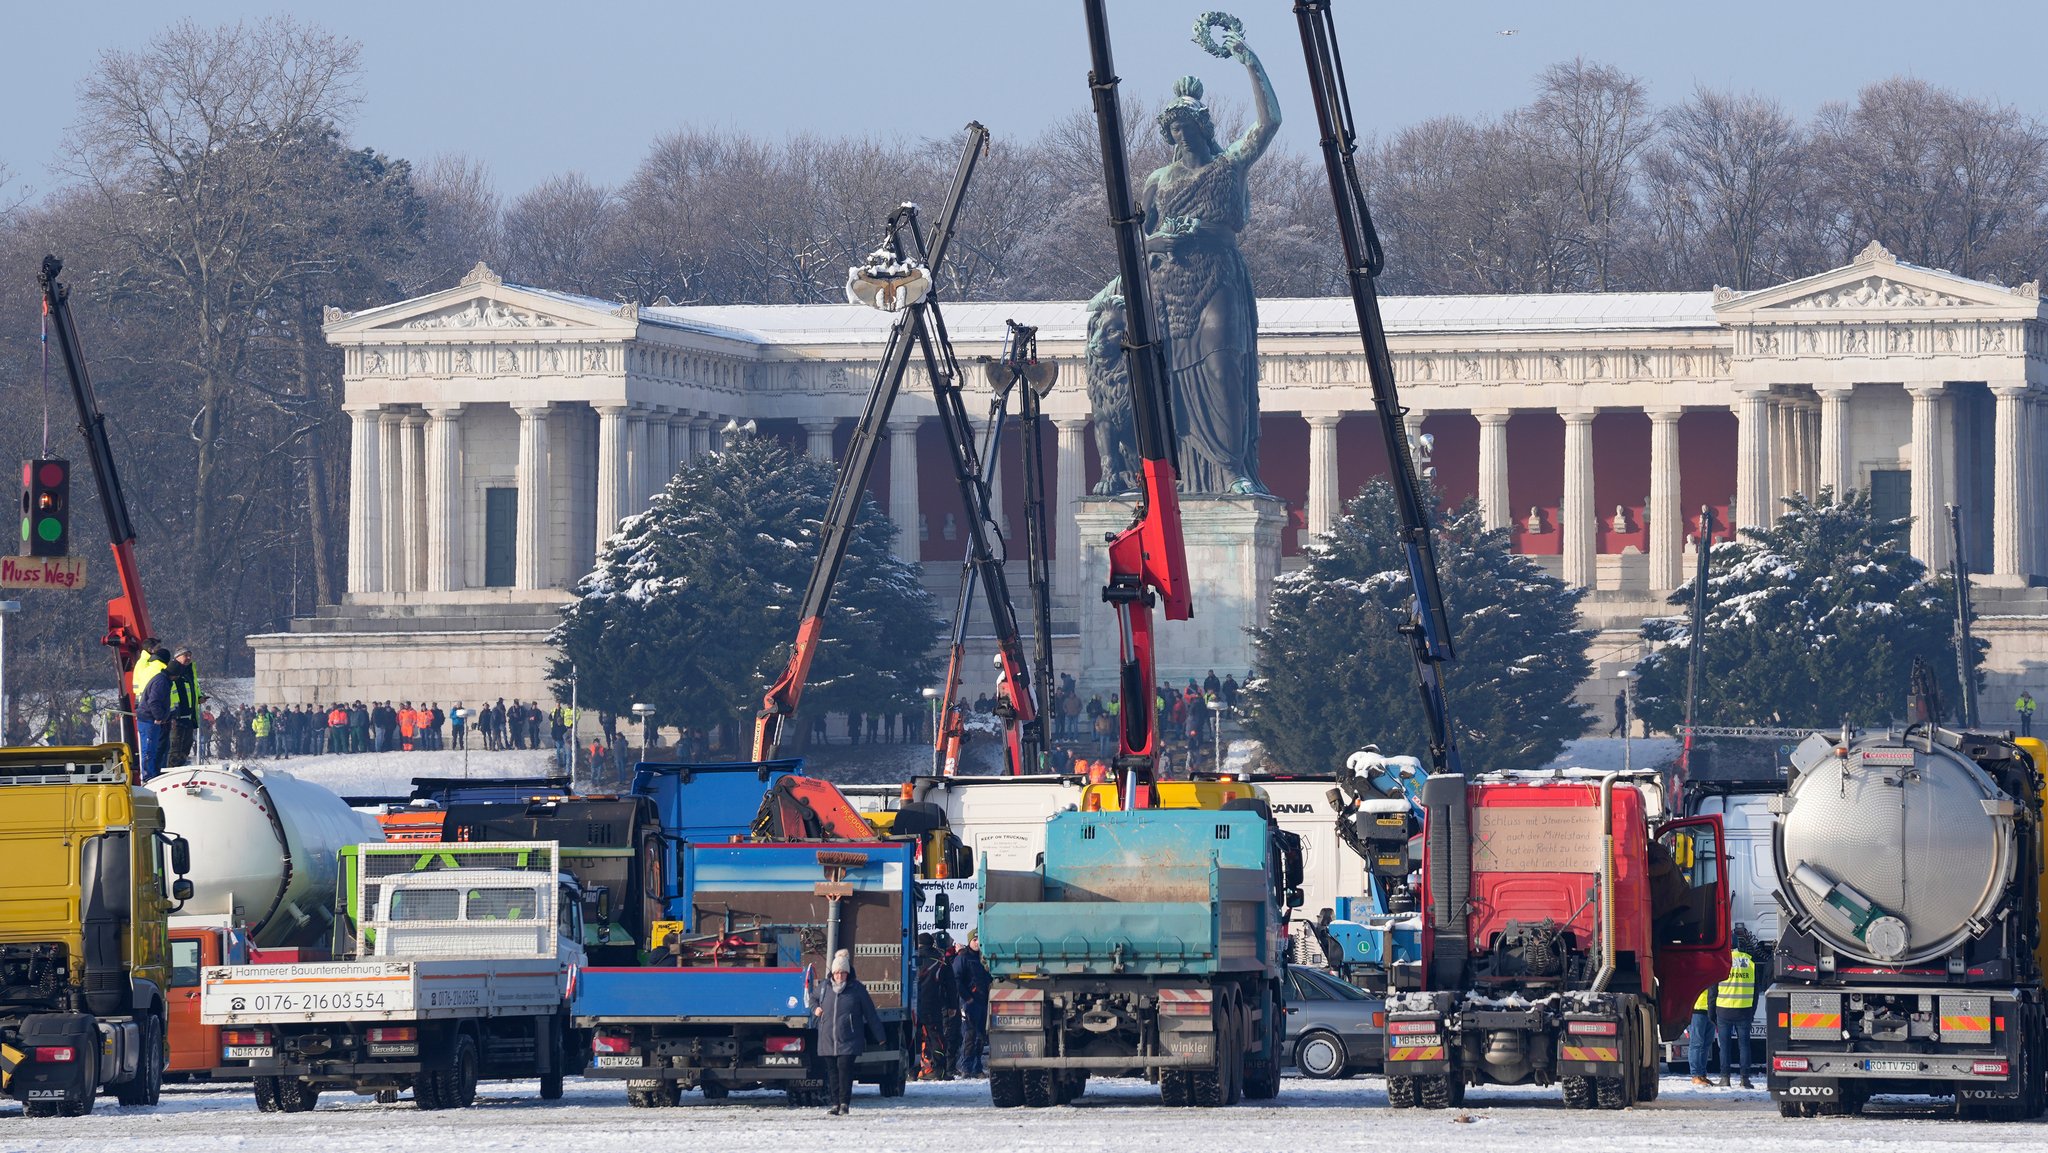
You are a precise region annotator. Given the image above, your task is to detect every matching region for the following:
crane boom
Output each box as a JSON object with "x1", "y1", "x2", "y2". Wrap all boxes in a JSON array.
[
  {"x1": 38, "y1": 256, "x2": 153, "y2": 761},
  {"x1": 1293, "y1": 1, "x2": 1461, "y2": 776},
  {"x1": 1082, "y1": 0, "x2": 1193, "y2": 807}
]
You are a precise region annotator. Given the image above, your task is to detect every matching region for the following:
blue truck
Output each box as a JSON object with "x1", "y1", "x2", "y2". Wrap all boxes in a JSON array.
[
  {"x1": 979, "y1": 801, "x2": 1300, "y2": 1108},
  {"x1": 571, "y1": 761, "x2": 916, "y2": 1107}
]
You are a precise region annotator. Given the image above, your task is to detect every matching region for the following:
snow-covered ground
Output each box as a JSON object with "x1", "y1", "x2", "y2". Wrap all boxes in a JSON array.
[{"x1": 5, "y1": 1075, "x2": 2026, "y2": 1152}]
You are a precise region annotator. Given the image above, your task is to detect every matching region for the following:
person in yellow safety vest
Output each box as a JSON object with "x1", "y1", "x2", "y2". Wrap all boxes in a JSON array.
[
  {"x1": 2019, "y1": 690, "x2": 2037, "y2": 738},
  {"x1": 131, "y1": 645, "x2": 172, "y2": 780},
  {"x1": 1687, "y1": 977, "x2": 1719, "y2": 1088},
  {"x1": 1712, "y1": 927, "x2": 1759, "y2": 1089}
]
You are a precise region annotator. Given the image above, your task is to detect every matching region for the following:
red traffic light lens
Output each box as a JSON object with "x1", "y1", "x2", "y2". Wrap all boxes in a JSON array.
[{"x1": 36, "y1": 462, "x2": 65, "y2": 489}]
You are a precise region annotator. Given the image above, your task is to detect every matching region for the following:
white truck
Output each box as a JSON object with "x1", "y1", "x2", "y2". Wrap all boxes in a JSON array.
[{"x1": 201, "y1": 841, "x2": 589, "y2": 1111}]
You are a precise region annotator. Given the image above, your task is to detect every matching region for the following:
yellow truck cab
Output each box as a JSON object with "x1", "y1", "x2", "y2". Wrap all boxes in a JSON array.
[{"x1": 0, "y1": 745, "x2": 191, "y2": 1116}]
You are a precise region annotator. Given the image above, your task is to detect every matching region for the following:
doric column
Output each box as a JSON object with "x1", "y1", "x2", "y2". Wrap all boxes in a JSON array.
[
  {"x1": 514, "y1": 403, "x2": 553, "y2": 590},
  {"x1": 424, "y1": 403, "x2": 465, "y2": 593},
  {"x1": 595, "y1": 403, "x2": 630, "y2": 549},
  {"x1": 1907, "y1": 382, "x2": 1951, "y2": 569},
  {"x1": 1476, "y1": 410, "x2": 1512, "y2": 531},
  {"x1": 691, "y1": 416, "x2": 714, "y2": 459},
  {"x1": 2034, "y1": 393, "x2": 2047, "y2": 579},
  {"x1": 380, "y1": 410, "x2": 407, "y2": 592},
  {"x1": 1816, "y1": 385, "x2": 1854, "y2": 500},
  {"x1": 889, "y1": 418, "x2": 922, "y2": 564},
  {"x1": 1992, "y1": 382, "x2": 2031, "y2": 580},
  {"x1": 646, "y1": 407, "x2": 672, "y2": 499},
  {"x1": 346, "y1": 404, "x2": 382, "y2": 594},
  {"x1": 1733, "y1": 387, "x2": 1773, "y2": 530},
  {"x1": 1802, "y1": 401, "x2": 1821, "y2": 498},
  {"x1": 802, "y1": 417, "x2": 838, "y2": 461},
  {"x1": 1768, "y1": 398, "x2": 1791, "y2": 507},
  {"x1": 1648, "y1": 408, "x2": 1683, "y2": 592},
  {"x1": 668, "y1": 411, "x2": 691, "y2": 473},
  {"x1": 1305, "y1": 412, "x2": 1343, "y2": 539},
  {"x1": 401, "y1": 412, "x2": 428, "y2": 592},
  {"x1": 626, "y1": 408, "x2": 651, "y2": 510},
  {"x1": 1561, "y1": 410, "x2": 1597, "y2": 589},
  {"x1": 1052, "y1": 416, "x2": 1086, "y2": 601}
]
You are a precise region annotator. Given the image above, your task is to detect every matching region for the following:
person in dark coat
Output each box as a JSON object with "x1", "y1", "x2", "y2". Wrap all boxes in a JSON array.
[
  {"x1": 950, "y1": 930, "x2": 990, "y2": 1077},
  {"x1": 813, "y1": 948, "x2": 883, "y2": 1115},
  {"x1": 913, "y1": 934, "x2": 957, "y2": 1080}
]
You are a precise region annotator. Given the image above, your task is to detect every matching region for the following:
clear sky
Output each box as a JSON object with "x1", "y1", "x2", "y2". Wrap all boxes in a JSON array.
[{"x1": 5, "y1": 0, "x2": 2048, "y2": 200}]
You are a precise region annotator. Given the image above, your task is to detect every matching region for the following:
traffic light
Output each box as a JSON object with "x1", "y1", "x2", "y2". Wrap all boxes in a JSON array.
[{"x1": 21, "y1": 459, "x2": 69, "y2": 557}]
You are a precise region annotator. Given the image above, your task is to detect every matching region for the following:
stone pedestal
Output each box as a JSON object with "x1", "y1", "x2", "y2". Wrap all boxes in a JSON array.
[{"x1": 1074, "y1": 495, "x2": 1286, "y2": 695}]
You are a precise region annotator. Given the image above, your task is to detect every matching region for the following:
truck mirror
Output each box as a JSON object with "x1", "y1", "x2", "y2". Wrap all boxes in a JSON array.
[
  {"x1": 1286, "y1": 887, "x2": 1305, "y2": 910},
  {"x1": 172, "y1": 877, "x2": 195, "y2": 905},
  {"x1": 170, "y1": 835, "x2": 192, "y2": 877},
  {"x1": 593, "y1": 886, "x2": 613, "y2": 924}
]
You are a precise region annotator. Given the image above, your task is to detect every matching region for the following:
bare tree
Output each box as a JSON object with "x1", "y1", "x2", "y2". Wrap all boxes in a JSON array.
[
  {"x1": 1530, "y1": 58, "x2": 1657, "y2": 290},
  {"x1": 1638, "y1": 88, "x2": 1807, "y2": 290},
  {"x1": 67, "y1": 17, "x2": 363, "y2": 600},
  {"x1": 407, "y1": 153, "x2": 502, "y2": 293},
  {"x1": 502, "y1": 172, "x2": 619, "y2": 297}
]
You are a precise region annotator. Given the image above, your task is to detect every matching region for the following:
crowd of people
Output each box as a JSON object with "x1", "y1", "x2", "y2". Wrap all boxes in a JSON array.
[
  {"x1": 196, "y1": 699, "x2": 577, "y2": 763},
  {"x1": 912, "y1": 929, "x2": 990, "y2": 1083},
  {"x1": 1079, "y1": 670, "x2": 1245, "y2": 761}
]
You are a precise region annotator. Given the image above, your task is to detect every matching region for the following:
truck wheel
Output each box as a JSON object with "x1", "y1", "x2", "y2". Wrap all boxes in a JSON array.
[
  {"x1": 1385, "y1": 1075, "x2": 1416, "y2": 1108},
  {"x1": 1159, "y1": 1069, "x2": 1190, "y2": 1107},
  {"x1": 1022, "y1": 1070, "x2": 1056, "y2": 1107},
  {"x1": 274, "y1": 1079, "x2": 321, "y2": 1113},
  {"x1": 539, "y1": 1072, "x2": 565, "y2": 1101},
  {"x1": 878, "y1": 1061, "x2": 907, "y2": 1099},
  {"x1": 114, "y1": 1014, "x2": 165, "y2": 1107},
  {"x1": 989, "y1": 1070, "x2": 1025, "y2": 1108},
  {"x1": 1594, "y1": 1076, "x2": 1628, "y2": 1110},
  {"x1": 446, "y1": 1035, "x2": 480, "y2": 1109},
  {"x1": 1561, "y1": 1075, "x2": 1593, "y2": 1109},
  {"x1": 1418, "y1": 1074, "x2": 1454, "y2": 1110},
  {"x1": 698, "y1": 1079, "x2": 728, "y2": 1101},
  {"x1": 1777, "y1": 1100, "x2": 1807, "y2": 1118},
  {"x1": 413, "y1": 1068, "x2": 446, "y2": 1111},
  {"x1": 254, "y1": 1076, "x2": 283, "y2": 1113}
]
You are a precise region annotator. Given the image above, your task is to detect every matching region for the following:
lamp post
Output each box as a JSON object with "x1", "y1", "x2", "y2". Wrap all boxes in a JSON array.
[
  {"x1": 920, "y1": 686, "x2": 941, "y2": 751},
  {"x1": 0, "y1": 600, "x2": 19, "y2": 743}
]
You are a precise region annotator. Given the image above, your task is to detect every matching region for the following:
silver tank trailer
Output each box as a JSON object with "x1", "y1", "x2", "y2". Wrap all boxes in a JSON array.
[{"x1": 1774, "y1": 734, "x2": 2020, "y2": 966}]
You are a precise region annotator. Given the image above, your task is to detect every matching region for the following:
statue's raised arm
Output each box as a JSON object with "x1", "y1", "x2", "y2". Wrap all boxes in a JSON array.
[{"x1": 1195, "y1": 13, "x2": 1280, "y2": 167}]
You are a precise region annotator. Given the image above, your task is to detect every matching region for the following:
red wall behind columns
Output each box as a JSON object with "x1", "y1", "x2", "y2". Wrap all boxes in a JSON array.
[
  {"x1": 1679, "y1": 409, "x2": 1739, "y2": 545},
  {"x1": 1507, "y1": 412, "x2": 1564, "y2": 555},
  {"x1": 1422, "y1": 414, "x2": 1478, "y2": 509},
  {"x1": 1260, "y1": 414, "x2": 1309, "y2": 556},
  {"x1": 1593, "y1": 410, "x2": 1650, "y2": 554}
]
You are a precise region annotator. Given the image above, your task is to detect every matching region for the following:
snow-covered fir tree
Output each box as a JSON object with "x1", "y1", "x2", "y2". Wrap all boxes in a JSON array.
[
  {"x1": 548, "y1": 432, "x2": 939, "y2": 744},
  {"x1": 1631, "y1": 490, "x2": 1981, "y2": 730},
  {"x1": 1242, "y1": 479, "x2": 1593, "y2": 774}
]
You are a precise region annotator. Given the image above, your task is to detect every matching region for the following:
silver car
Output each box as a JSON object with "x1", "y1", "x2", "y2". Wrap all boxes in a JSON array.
[{"x1": 1283, "y1": 964, "x2": 1384, "y2": 1078}]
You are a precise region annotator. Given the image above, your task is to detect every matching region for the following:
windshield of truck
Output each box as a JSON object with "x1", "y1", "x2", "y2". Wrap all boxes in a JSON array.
[
  {"x1": 465, "y1": 887, "x2": 541, "y2": 921},
  {"x1": 389, "y1": 888, "x2": 459, "y2": 921}
]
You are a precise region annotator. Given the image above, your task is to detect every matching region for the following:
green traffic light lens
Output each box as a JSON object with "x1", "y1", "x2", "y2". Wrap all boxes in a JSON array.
[
  {"x1": 36, "y1": 517, "x2": 61, "y2": 543},
  {"x1": 18, "y1": 518, "x2": 27, "y2": 542}
]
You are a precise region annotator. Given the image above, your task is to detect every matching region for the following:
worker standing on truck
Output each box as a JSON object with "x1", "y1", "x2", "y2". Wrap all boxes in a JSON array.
[
  {"x1": 166, "y1": 647, "x2": 201, "y2": 767},
  {"x1": 814, "y1": 949, "x2": 883, "y2": 1115},
  {"x1": 1713, "y1": 928, "x2": 1758, "y2": 1089},
  {"x1": 134, "y1": 646, "x2": 174, "y2": 779}
]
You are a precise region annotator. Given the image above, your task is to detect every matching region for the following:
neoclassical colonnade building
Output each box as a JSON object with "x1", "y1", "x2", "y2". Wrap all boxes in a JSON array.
[{"x1": 251, "y1": 244, "x2": 2048, "y2": 726}]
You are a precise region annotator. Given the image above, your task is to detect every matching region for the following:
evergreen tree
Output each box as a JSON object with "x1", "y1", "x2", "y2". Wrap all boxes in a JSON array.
[
  {"x1": 1243, "y1": 480, "x2": 1593, "y2": 774},
  {"x1": 548, "y1": 433, "x2": 940, "y2": 742},
  {"x1": 1632, "y1": 490, "x2": 1981, "y2": 730}
]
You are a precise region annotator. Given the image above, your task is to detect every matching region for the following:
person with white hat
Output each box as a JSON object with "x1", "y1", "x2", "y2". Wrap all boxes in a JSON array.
[{"x1": 813, "y1": 948, "x2": 883, "y2": 1114}]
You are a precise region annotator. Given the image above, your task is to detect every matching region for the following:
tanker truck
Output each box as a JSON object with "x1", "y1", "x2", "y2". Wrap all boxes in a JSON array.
[
  {"x1": 148, "y1": 765, "x2": 386, "y2": 1076},
  {"x1": 1765, "y1": 729, "x2": 2047, "y2": 1120}
]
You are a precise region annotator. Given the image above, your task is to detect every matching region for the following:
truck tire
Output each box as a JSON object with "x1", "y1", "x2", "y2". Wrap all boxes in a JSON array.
[
  {"x1": 699, "y1": 1079, "x2": 728, "y2": 1100},
  {"x1": 990, "y1": 1070, "x2": 1025, "y2": 1108},
  {"x1": 1418, "y1": 1074, "x2": 1456, "y2": 1110},
  {"x1": 114, "y1": 1014, "x2": 165, "y2": 1107},
  {"x1": 539, "y1": 1071, "x2": 565, "y2": 1100},
  {"x1": 1595, "y1": 1076, "x2": 1628, "y2": 1110},
  {"x1": 413, "y1": 1068, "x2": 445, "y2": 1111},
  {"x1": 1023, "y1": 1070, "x2": 1057, "y2": 1107},
  {"x1": 1561, "y1": 1075, "x2": 1593, "y2": 1109},
  {"x1": 627, "y1": 1082, "x2": 681, "y2": 1108},
  {"x1": 878, "y1": 1060, "x2": 907, "y2": 1099},
  {"x1": 255, "y1": 1076, "x2": 283, "y2": 1113},
  {"x1": 274, "y1": 1079, "x2": 321, "y2": 1113},
  {"x1": 445, "y1": 1035, "x2": 480, "y2": 1109},
  {"x1": 1159, "y1": 1069, "x2": 1191, "y2": 1107},
  {"x1": 1386, "y1": 1075, "x2": 1416, "y2": 1109}
]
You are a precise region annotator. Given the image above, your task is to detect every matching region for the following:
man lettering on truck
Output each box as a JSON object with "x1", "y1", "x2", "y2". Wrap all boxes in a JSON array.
[{"x1": 813, "y1": 949, "x2": 884, "y2": 1116}]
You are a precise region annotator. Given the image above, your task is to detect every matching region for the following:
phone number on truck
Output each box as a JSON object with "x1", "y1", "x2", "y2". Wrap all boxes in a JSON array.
[{"x1": 235, "y1": 990, "x2": 389, "y2": 1013}]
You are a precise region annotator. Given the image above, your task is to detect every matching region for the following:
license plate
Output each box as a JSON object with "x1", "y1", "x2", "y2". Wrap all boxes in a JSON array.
[
  {"x1": 1392, "y1": 1034, "x2": 1442, "y2": 1048},
  {"x1": 224, "y1": 1046, "x2": 274, "y2": 1059},
  {"x1": 1864, "y1": 1059, "x2": 1918, "y2": 1073},
  {"x1": 595, "y1": 1054, "x2": 643, "y2": 1068}
]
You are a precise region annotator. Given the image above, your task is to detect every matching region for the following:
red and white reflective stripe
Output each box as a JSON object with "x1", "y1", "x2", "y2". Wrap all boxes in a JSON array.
[
  {"x1": 990, "y1": 987, "x2": 1044, "y2": 1003},
  {"x1": 1157, "y1": 989, "x2": 1212, "y2": 1004}
]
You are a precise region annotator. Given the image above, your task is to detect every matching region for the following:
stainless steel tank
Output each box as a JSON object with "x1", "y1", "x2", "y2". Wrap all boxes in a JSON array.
[{"x1": 1776, "y1": 735, "x2": 2019, "y2": 966}]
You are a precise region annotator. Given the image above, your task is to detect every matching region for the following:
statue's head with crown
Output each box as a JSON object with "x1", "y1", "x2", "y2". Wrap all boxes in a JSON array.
[{"x1": 1157, "y1": 75, "x2": 1219, "y2": 157}]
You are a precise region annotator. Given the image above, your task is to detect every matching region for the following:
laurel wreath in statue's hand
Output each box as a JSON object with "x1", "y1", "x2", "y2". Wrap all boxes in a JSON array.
[{"x1": 1193, "y1": 11, "x2": 1244, "y2": 59}]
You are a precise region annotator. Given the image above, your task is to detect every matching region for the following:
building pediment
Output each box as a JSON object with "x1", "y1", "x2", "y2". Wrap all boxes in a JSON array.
[
  {"x1": 324, "y1": 263, "x2": 638, "y2": 343},
  {"x1": 1715, "y1": 241, "x2": 2044, "y2": 320}
]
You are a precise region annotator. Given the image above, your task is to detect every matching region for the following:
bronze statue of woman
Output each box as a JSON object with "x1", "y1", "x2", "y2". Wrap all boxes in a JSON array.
[{"x1": 1141, "y1": 19, "x2": 1280, "y2": 495}]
